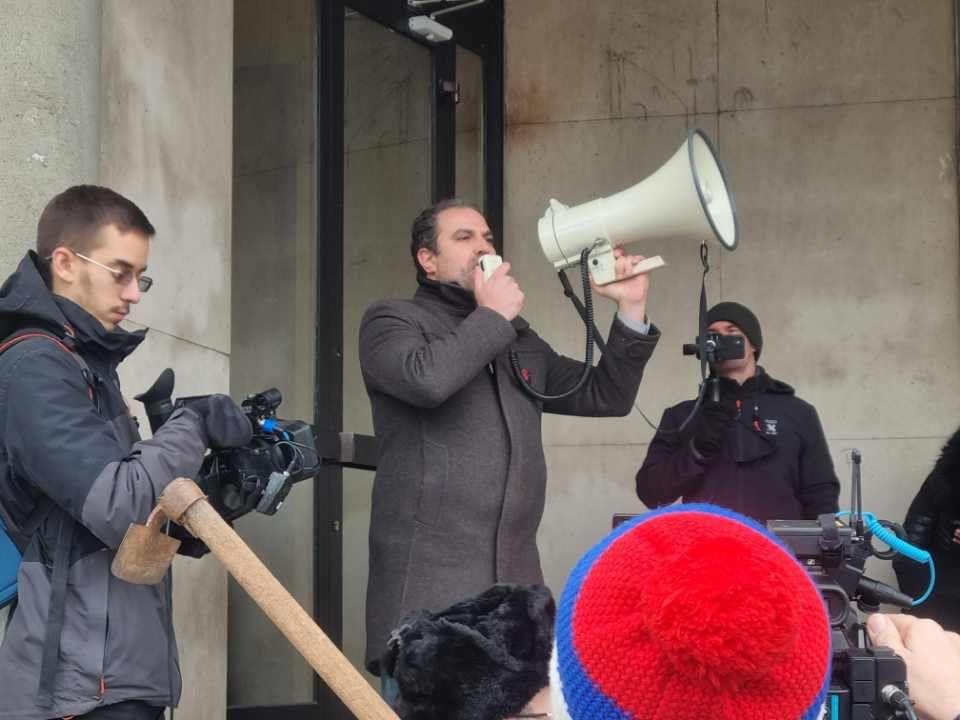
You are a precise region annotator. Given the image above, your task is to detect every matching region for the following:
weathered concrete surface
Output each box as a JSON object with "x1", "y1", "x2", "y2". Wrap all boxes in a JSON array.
[
  {"x1": 506, "y1": 0, "x2": 719, "y2": 124},
  {"x1": 0, "y1": 0, "x2": 101, "y2": 272},
  {"x1": 100, "y1": 2, "x2": 234, "y2": 718},
  {"x1": 719, "y1": 0, "x2": 954, "y2": 111},
  {"x1": 505, "y1": 0, "x2": 960, "y2": 607}
]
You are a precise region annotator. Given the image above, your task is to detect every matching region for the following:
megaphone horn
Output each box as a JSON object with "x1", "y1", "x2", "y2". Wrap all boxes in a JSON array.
[{"x1": 537, "y1": 128, "x2": 739, "y2": 285}]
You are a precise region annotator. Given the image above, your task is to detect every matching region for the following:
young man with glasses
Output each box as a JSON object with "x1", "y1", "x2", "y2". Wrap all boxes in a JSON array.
[{"x1": 0, "y1": 186, "x2": 251, "y2": 720}]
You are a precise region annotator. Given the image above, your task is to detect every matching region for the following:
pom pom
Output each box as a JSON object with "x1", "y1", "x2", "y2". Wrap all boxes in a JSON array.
[{"x1": 638, "y1": 534, "x2": 800, "y2": 690}]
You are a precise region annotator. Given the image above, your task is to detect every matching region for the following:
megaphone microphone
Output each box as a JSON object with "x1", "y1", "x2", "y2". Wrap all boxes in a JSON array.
[{"x1": 537, "y1": 128, "x2": 738, "y2": 284}]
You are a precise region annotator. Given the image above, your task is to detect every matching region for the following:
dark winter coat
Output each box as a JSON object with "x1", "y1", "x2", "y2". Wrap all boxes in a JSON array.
[
  {"x1": 635, "y1": 370, "x2": 840, "y2": 523},
  {"x1": 359, "y1": 280, "x2": 659, "y2": 672},
  {"x1": 0, "y1": 252, "x2": 209, "y2": 719},
  {"x1": 894, "y1": 427, "x2": 960, "y2": 632}
]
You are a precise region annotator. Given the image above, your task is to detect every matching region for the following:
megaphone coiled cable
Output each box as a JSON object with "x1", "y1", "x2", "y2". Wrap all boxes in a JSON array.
[{"x1": 511, "y1": 247, "x2": 594, "y2": 401}]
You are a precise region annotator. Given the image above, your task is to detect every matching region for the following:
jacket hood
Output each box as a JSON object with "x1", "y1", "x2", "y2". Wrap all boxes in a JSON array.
[{"x1": 0, "y1": 251, "x2": 145, "y2": 360}]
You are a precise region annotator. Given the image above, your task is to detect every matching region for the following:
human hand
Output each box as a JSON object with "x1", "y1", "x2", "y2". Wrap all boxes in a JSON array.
[
  {"x1": 866, "y1": 613, "x2": 960, "y2": 720},
  {"x1": 474, "y1": 262, "x2": 524, "y2": 321},
  {"x1": 193, "y1": 394, "x2": 254, "y2": 450},
  {"x1": 691, "y1": 399, "x2": 733, "y2": 462},
  {"x1": 590, "y1": 248, "x2": 650, "y2": 322}
]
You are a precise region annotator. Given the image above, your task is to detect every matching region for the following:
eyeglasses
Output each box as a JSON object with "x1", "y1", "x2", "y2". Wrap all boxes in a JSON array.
[{"x1": 73, "y1": 252, "x2": 154, "y2": 292}]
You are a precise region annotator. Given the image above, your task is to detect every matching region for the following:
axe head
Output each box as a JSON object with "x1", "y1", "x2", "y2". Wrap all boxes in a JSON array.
[{"x1": 111, "y1": 506, "x2": 181, "y2": 585}]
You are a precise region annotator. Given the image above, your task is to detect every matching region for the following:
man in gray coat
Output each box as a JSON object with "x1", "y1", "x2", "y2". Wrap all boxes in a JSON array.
[{"x1": 360, "y1": 198, "x2": 660, "y2": 681}]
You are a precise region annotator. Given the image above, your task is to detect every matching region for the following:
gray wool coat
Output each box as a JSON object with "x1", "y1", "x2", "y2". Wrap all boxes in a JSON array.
[{"x1": 359, "y1": 281, "x2": 659, "y2": 672}]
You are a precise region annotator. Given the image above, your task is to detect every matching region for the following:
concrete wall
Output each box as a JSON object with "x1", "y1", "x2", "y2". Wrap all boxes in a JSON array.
[
  {"x1": 0, "y1": 0, "x2": 102, "y2": 646},
  {"x1": 0, "y1": 0, "x2": 234, "y2": 712},
  {"x1": 0, "y1": 0, "x2": 102, "y2": 271},
  {"x1": 505, "y1": 0, "x2": 960, "y2": 595},
  {"x1": 100, "y1": 2, "x2": 233, "y2": 719},
  {"x1": 231, "y1": 0, "x2": 318, "y2": 706}
]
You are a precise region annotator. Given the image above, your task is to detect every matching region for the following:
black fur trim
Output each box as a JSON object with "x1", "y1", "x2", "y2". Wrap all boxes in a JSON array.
[{"x1": 381, "y1": 584, "x2": 555, "y2": 720}]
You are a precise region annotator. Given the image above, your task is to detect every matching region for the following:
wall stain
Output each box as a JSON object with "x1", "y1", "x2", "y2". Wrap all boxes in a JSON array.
[{"x1": 732, "y1": 86, "x2": 755, "y2": 109}]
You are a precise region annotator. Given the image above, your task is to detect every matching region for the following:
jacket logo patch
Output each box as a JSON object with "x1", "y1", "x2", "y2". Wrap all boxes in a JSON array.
[
  {"x1": 763, "y1": 418, "x2": 779, "y2": 436},
  {"x1": 520, "y1": 367, "x2": 531, "y2": 382}
]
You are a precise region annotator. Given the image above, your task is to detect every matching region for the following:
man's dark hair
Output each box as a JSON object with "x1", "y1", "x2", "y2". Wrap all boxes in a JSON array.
[
  {"x1": 36, "y1": 185, "x2": 155, "y2": 284},
  {"x1": 410, "y1": 198, "x2": 481, "y2": 280}
]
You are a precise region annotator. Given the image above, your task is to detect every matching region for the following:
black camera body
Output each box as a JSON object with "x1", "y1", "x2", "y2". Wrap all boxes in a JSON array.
[
  {"x1": 135, "y1": 369, "x2": 321, "y2": 522},
  {"x1": 769, "y1": 516, "x2": 910, "y2": 719},
  {"x1": 682, "y1": 332, "x2": 745, "y2": 364}
]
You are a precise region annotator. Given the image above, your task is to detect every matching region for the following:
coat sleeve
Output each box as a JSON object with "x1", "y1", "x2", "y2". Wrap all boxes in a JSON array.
[
  {"x1": 634, "y1": 404, "x2": 708, "y2": 507},
  {"x1": 797, "y1": 406, "x2": 840, "y2": 519},
  {"x1": 540, "y1": 316, "x2": 660, "y2": 417},
  {"x1": 359, "y1": 301, "x2": 517, "y2": 408},
  {"x1": 3, "y1": 345, "x2": 210, "y2": 549}
]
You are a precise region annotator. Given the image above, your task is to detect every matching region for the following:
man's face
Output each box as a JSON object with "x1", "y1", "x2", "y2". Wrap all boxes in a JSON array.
[
  {"x1": 54, "y1": 223, "x2": 150, "y2": 331},
  {"x1": 708, "y1": 319, "x2": 757, "y2": 375},
  {"x1": 418, "y1": 207, "x2": 496, "y2": 292}
]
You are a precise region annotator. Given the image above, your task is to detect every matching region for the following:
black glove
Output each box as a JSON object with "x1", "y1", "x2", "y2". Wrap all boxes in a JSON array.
[
  {"x1": 691, "y1": 400, "x2": 733, "y2": 462},
  {"x1": 193, "y1": 394, "x2": 253, "y2": 450},
  {"x1": 168, "y1": 521, "x2": 211, "y2": 558}
]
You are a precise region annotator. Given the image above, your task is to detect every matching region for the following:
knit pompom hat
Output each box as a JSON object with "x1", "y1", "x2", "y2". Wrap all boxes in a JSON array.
[{"x1": 551, "y1": 504, "x2": 831, "y2": 720}]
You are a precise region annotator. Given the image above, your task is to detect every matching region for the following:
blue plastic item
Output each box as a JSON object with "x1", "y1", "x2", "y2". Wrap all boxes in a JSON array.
[{"x1": 0, "y1": 516, "x2": 21, "y2": 608}]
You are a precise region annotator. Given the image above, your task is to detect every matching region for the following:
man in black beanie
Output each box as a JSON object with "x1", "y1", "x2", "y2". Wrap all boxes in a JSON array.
[{"x1": 635, "y1": 301, "x2": 840, "y2": 522}]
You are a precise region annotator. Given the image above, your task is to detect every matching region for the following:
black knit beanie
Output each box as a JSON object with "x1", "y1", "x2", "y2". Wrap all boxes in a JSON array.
[
  {"x1": 380, "y1": 584, "x2": 555, "y2": 720},
  {"x1": 706, "y1": 301, "x2": 762, "y2": 359}
]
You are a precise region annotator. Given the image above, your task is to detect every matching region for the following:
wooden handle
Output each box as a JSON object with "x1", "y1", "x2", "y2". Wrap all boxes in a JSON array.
[{"x1": 160, "y1": 480, "x2": 398, "y2": 720}]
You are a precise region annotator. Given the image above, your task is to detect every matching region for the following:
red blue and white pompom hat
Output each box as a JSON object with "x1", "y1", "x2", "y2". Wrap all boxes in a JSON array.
[{"x1": 551, "y1": 504, "x2": 831, "y2": 720}]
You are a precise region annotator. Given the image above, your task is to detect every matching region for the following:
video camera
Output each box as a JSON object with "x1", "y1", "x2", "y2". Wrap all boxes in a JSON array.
[
  {"x1": 769, "y1": 450, "x2": 933, "y2": 720},
  {"x1": 682, "y1": 332, "x2": 745, "y2": 364},
  {"x1": 135, "y1": 368, "x2": 321, "y2": 522}
]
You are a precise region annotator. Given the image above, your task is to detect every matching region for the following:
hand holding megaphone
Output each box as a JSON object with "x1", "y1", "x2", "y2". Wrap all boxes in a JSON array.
[{"x1": 590, "y1": 248, "x2": 652, "y2": 317}]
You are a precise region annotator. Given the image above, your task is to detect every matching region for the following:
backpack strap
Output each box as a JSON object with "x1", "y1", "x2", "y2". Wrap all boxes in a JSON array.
[
  {"x1": 35, "y1": 511, "x2": 75, "y2": 707},
  {"x1": 3, "y1": 496, "x2": 54, "y2": 556},
  {"x1": 0, "y1": 330, "x2": 96, "y2": 403},
  {"x1": 0, "y1": 329, "x2": 94, "y2": 705}
]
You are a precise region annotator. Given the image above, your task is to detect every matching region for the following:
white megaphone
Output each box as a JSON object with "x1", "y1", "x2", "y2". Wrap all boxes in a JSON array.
[{"x1": 537, "y1": 128, "x2": 738, "y2": 285}]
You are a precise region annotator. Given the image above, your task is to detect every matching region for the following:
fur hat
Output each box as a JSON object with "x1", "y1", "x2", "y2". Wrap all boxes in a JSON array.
[
  {"x1": 381, "y1": 583, "x2": 555, "y2": 720},
  {"x1": 550, "y1": 504, "x2": 831, "y2": 720}
]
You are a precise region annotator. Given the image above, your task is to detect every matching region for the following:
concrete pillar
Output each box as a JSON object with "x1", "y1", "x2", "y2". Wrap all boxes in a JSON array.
[{"x1": 0, "y1": 0, "x2": 102, "y2": 645}]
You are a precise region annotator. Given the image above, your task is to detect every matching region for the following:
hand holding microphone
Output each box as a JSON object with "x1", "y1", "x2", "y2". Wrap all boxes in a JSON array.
[{"x1": 474, "y1": 258, "x2": 524, "y2": 322}]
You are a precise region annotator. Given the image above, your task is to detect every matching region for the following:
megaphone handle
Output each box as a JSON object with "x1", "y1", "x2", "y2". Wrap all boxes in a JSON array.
[
  {"x1": 592, "y1": 255, "x2": 667, "y2": 285},
  {"x1": 628, "y1": 255, "x2": 666, "y2": 275}
]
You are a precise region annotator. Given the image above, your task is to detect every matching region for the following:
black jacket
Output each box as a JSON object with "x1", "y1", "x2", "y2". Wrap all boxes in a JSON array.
[
  {"x1": 635, "y1": 370, "x2": 840, "y2": 523},
  {"x1": 894, "y1": 427, "x2": 960, "y2": 631},
  {"x1": 0, "y1": 252, "x2": 209, "y2": 719}
]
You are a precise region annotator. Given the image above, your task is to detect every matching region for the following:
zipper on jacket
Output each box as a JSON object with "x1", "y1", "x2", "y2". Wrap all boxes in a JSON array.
[{"x1": 97, "y1": 675, "x2": 106, "y2": 700}]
